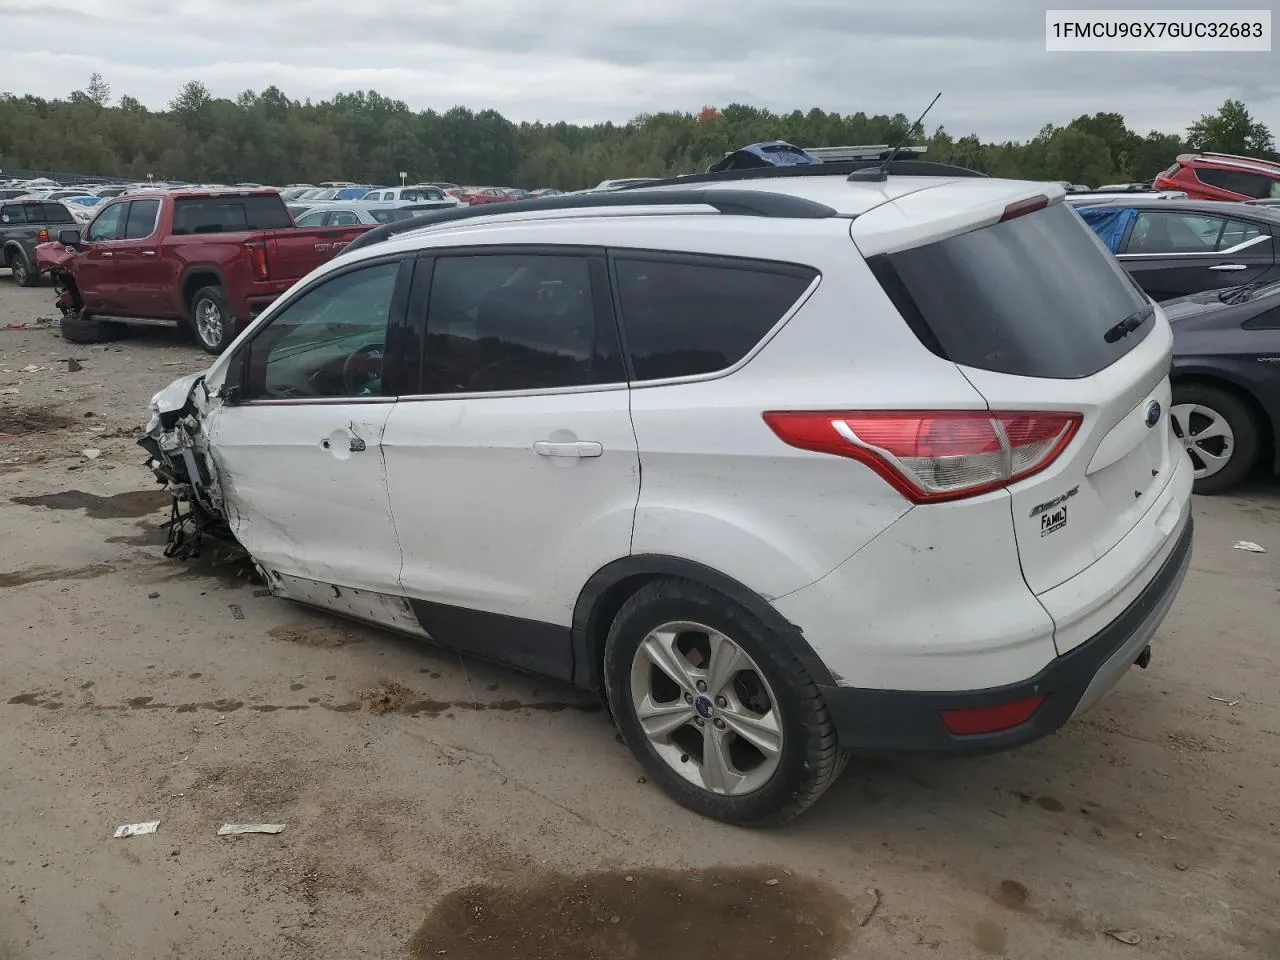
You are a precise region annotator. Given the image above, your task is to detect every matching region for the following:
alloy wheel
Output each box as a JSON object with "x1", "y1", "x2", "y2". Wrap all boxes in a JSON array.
[
  {"x1": 628, "y1": 620, "x2": 783, "y2": 796},
  {"x1": 195, "y1": 298, "x2": 224, "y2": 349},
  {"x1": 1170, "y1": 402, "x2": 1235, "y2": 480},
  {"x1": 11, "y1": 258, "x2": 27, "y2": 284}
]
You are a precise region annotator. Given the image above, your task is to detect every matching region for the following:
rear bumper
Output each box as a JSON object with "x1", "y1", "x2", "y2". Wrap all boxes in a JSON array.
[{"x1": 819, "y1": 512, "x2": 1193, "y2": 756}]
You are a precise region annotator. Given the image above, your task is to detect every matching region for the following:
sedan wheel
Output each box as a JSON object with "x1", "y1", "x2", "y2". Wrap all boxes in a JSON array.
[
  {"x1": 1170, "y1": 402, "x2": 1234, "y2": 481},
  {"x1": 629, "y1": 620, "x2": 783, "y2": 796}
]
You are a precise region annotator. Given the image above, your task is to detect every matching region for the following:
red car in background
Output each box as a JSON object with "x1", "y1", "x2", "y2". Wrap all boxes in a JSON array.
[
  {"x1": 464, "y1": 187, "x2": 516, "y2": 206},
  {"x1": 1154, "y1": 152, "x2": 1280, "y2": 202}
]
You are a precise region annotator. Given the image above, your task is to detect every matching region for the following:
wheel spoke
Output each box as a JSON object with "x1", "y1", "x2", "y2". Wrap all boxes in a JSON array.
[
  {"x1": 720, "y1": 708, "x2": 782, "y2": 758},
  {"x1": 641, "y1": 631, "x2": 696, "y2": 695},
  {"x1": 700, "y1": 725, "x2": 744, "y2": 795},
  {"x1": 1191, "y1": 417, "x2": 1230, "y2": 442},
  {"x1": 705, "y1": 632, "x2": 746, "y2": 697},
  {"x1": 1192, "y1": 443, "x2": 1231, "y2": 465},
  {"x1": 635, "y1": 695, "x2": 695, "y2": 739}
]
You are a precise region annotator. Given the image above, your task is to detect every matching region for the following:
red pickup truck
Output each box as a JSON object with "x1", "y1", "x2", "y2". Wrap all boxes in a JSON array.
[{"x1": 38, "y1": 189, "x2": 371, "y2": 353}]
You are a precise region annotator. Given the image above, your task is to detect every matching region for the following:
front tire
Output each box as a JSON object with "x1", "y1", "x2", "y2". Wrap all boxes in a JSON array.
[
  {"x1": 1171, "y1": 383, "x2": 1260, "y2": 495},
  {"x1": 603, "y1": 578, "x2": 845, "y2": 825},
  {"x1": 189, "y1": 286, "x2": 235, "y2": 354},
  {"x1": 60, "y1": 309, "x2": 126, "y2": 344}
]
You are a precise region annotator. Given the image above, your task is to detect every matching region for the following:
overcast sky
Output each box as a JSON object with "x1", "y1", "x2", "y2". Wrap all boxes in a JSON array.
[{"x1": 1, "y1": 0, "x2": 1276, "y2": 142}]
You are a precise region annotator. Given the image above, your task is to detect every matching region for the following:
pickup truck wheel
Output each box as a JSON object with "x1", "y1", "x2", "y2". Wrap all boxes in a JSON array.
[
  {"x1": 60, "y1": 310, "x2": 126, "y2": 344},
  {"x1": 189, "y1": 286, "x2": 235, "y2": 354},
  {"x1": 10, "y1": 254, "x2": 39, "y2": 287}
]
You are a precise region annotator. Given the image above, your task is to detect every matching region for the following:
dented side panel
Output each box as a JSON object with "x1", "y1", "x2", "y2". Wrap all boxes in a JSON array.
[{"x1": 203, "y1": 402, "x2": 403, "y2": 593}]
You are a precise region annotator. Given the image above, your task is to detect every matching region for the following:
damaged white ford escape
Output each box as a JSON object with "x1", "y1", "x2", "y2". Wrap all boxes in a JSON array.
[{"x1": 142, "y1": 169, "x2": 1193, "y2": 825}]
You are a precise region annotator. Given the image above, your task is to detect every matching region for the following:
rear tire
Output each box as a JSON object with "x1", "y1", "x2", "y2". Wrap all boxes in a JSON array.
[
  {"x1": 189, "y1": 286, "x2": 235, "y2": 354},
  {"x1": 10, "y1": 254, "x2": 38, "y2": 287},
  {"x1": 603, "y1": 578, "x2": 845, "y2": 825},
  {"x1": 1171, "y1": 383, "x2": 1260, "y2": 495},
  {"x1": 60, "y1": 310, "x2": 126, "y2": 344}
]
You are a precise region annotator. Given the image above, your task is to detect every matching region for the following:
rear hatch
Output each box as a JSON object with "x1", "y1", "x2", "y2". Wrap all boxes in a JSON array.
[{"x1": 858, "y1": 194, "x2": 1174, "y2": 630}]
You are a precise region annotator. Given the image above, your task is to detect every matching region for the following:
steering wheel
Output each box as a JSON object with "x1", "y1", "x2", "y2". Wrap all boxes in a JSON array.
[{"x1": 341, "y1": 344, "x2": 384, "y2": 395}]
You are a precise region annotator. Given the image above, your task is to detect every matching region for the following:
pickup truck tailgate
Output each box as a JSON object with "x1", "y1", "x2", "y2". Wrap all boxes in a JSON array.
[{"x1": 266, "y1": 226, "x2": 370, "y2": 283}]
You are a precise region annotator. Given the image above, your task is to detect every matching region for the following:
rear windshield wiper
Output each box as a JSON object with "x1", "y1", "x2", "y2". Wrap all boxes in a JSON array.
[{"x1": 1103, "y1": 305, "x2": 1154, "y2": 344}]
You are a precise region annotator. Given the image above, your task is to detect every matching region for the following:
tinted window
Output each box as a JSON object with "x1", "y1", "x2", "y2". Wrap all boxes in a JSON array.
[
  {"x1": 1126, "y1": 211, "x2": 1224, "y2": 254},
  {"x1": 1218, "y1": 219, "x2": 1267, "y2": 250},
  {"x1": 0, "y1": 205, "x2": 27, "y2": 224},
  {"x1": 613, "y1": 256, "x2": 815, "y2": 380},
  {"x1": 86, "y1": 202, "x2": 126, "y2": 241},
  {"x1": 172, "y1": 195, "x2": 291, "y2": 234},
  {"x1": 1195, "y1": 167, "x2": 1274, "y2": 200},
  {"x1": 243, "y1": 261, "x2": 400, "y2": 400},
  {"x1": 41, "y1": 203, "x2": 75, "y2": 223},
  {"x1": 123, "y1": 198, "x2": 160, "y2": 239},
  {"x1": 1243, "y1": 305, "x2": 1280, "y2": 330},
  {"x1": 422, "y1": 254, "x2": 617, "y2": 394},
  {"x1": 370, "y1": 208, "x2": 412, "y2": 223},
  {"x1": 869, "y1": 201, "x2": 1151, "y2": 380}
]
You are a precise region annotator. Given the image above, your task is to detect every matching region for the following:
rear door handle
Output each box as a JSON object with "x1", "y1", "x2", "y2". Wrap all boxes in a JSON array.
[
  {"x1": 1209, "y1": 263, "x2": 1247, "y2": 272},
  {"x1": 141, "y1": 250, "x2": 156, "y2": 257},
  {"x1": 533, "y1": 440, "x2": 602, "y2": 458},
  {"x1": 99, "y1": 251, "x2": 113, "y2": 258}
]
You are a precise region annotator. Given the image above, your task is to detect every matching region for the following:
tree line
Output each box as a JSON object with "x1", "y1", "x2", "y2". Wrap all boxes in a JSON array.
[{"x1": 0, "y1": 74, "x2": 1274, "y2": 191}]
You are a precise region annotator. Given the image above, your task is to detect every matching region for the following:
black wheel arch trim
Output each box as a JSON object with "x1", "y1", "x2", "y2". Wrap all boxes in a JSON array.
[
  {"x1": 570, "y1": 554, "x2": 836, "y2": 691},
  {"x1": 179, "y1": 264, "x2": 230, "y2": 316}
]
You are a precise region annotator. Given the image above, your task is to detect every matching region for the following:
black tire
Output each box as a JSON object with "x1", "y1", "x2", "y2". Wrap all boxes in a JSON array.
[
  {"x1": 1172, "y1": 383, "x2": 1261, "y2": 495},
  {"x1": 603, "y1": 578, "x2": 845, "y2": 825},
  {"x1": 60, "y1": 310, "x2": 126, "y2": 344},
  {"x1": 10, "y1": 253, "x2": 38, "y2": 287},
  {"x1": 188, "y1": 286, "x2": 235, "y2": 354}
]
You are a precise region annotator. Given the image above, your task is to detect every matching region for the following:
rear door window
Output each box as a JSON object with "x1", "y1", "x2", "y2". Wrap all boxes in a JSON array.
[
  {"x1": 123, "y1": 198, "x2": 161, "y2": 239},
  {"x1": 868, "y1": 200, "x2": 1152, "y2": 380},
  {"x1": 612, "y1": 255, "x2": 816, "y2": 381},
  {"x1": 421, "y1": 253, "x2": 622, "y2": 393},
  {"x1": 1125, "y1": 211, "x2": 1225, "y2": 254},
  {"x1": 1218, "y1": 219, "x2": 1268, "y2": 251}
]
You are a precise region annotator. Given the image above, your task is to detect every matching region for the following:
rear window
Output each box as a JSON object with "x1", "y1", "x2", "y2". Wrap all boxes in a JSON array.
[
  {"x1": 41, "y1": 203, "x2": 75, "y2": 223},
  {"x1": 172, "y1": 195, "x2": 292, "y2": 234},
  {"x1": 868, "y1": 201, "x2": 1152, "y2": 380},
  {"x1": 370, "y1": 208, "x2": 413, "y2": 223}
]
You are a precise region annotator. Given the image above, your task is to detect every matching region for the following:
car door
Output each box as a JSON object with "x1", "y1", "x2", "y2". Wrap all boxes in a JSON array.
[
  {"x1": 205, "y1": 256, "x2": 414, "y2": 595},
  {"x1": 75, "y1": 200, "x2": 128, "y2": 313},
  {"x1": 381, "y1": 248, "x2": 638, "y2": 681},
  {"x1": 106, "y1": 198, "x2": 163, "y2": 316},
  {"x1": 1118, "y1": 209, "x2": 1275, "y2": 301}
]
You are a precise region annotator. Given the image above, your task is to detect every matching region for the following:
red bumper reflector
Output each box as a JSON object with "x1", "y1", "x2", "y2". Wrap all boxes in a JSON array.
[{"x1": 940, "y1": 695, "x2": 1045, "y2": 735}]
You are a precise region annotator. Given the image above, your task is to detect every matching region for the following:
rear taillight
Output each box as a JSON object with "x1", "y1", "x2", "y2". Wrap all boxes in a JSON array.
[
  {"x1": 248, "y1": 241, "x2": 269, "y2": 281},
  {"x1": 38, "y1": 228, "x2": 49, "y2": 242},
  {"x1": 762, "y1": 410, "x2": 1081, "y2": 504}
]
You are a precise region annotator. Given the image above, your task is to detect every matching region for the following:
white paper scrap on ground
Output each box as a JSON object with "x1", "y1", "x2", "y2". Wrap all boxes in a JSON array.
[
  {"x1": 1233, "y1": 541, "x2": 1266, "y2": 553},
  {"x1": 217, "y1": 823, "x2": 286, "y2": 836},
  {"x1": 114, "y1": 821, "x2": 160, "y2": 838}
]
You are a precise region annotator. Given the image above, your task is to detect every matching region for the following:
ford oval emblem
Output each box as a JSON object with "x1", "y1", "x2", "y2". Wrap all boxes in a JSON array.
[{"x1": 1145, "y1": 400, "x2": 1161, "y2": 428}]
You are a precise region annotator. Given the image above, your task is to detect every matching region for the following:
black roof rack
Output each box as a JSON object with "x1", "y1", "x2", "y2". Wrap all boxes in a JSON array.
[
  {"x1": 622, "y1": 159, "x2": 987, "y2": 191},
  {"x1": 342, "y1": 188, "x2": 838, "y2": 254}
]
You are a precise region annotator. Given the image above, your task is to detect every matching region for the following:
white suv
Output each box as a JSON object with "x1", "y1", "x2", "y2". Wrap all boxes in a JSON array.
[{"x1": 144, "y1": 171, "x2": 1194, "y2": 825}]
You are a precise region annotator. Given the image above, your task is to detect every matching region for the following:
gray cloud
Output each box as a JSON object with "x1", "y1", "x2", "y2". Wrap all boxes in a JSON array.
[{"x1": 0, "y1": 0, "x2": 1276, "y2": 141}]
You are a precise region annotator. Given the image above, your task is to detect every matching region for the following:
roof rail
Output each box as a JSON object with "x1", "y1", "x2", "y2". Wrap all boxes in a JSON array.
[
  {"x1": 803, "y1": 144, "x2": 928, "y2": 162},
  {"x1": 624, "y1": 159, "x2": 986, "y2": 191},
  {"x1": 341, "y1": 187, "x2": 839, "y2": 254}
]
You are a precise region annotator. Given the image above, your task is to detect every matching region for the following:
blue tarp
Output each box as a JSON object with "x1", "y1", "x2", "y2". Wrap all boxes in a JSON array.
[{"x1": 1076, "y1": 206, "x2": 1138, "y2": 253}]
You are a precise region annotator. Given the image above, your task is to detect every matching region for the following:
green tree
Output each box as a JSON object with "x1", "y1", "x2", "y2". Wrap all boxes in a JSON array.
[
  {"x1": 1186, "y1": 99, "x2": 1274, "y2": 156},
  {"x1": 87, "y1": 73, "x2": 111, "y2": 108}
]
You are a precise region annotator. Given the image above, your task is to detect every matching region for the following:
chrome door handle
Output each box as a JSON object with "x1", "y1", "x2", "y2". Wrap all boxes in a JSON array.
[
  {"x1": 100, "y1": 251, "x2": 113, "y2": 258},
  {"x1": 1208, "y1": 264, "x2": 1247, "y2": 272},
  {"x1": 533, "y1": 440, "x2": 603, "y2": 458},
  {"x1": 141, "y1": 250, "x2": 156, "y2": 256}
]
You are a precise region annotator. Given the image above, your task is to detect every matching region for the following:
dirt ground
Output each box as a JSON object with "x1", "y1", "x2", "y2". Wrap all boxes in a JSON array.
[{"x1": 1, "y1": 277, "x2": 1278, "y2": 960}]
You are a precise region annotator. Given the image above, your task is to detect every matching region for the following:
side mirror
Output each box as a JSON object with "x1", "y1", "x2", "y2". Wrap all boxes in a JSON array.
[{"x1": 58, "y1": 229, "x2": 83, "y2": 248}]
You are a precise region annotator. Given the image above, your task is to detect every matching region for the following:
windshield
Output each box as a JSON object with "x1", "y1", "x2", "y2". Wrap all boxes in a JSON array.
[{"x1": 868, "y1": 200, "x2": 1152, "y2": 379}]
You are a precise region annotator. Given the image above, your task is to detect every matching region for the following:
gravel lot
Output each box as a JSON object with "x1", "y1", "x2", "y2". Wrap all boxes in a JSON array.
[{"x1": 1, "y1": 277, "x2": 1278, "y2": 960}]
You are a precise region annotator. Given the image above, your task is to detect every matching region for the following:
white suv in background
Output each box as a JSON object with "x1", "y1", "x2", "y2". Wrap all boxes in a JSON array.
[{"x1": 144, "y1": 171, "x2": 1194, "y2": 825}]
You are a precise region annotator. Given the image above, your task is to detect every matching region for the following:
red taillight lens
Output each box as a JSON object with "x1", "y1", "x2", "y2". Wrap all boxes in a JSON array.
[
  {"x1": 940, "y1": 695, "x2": 1045, "y2": 735},
  {"x1": 38, "y1": 228, "x2": 49, "y2": 242},
  {"x1": 762, "y1": 410, "x2": 1081, "y2": 504},
  {"x1": 248, "y1": 241, "x2": 269, "y2": 281},
  {"x1": 1000, "y1": 194, "x2": 1049, "y2": 222}
]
